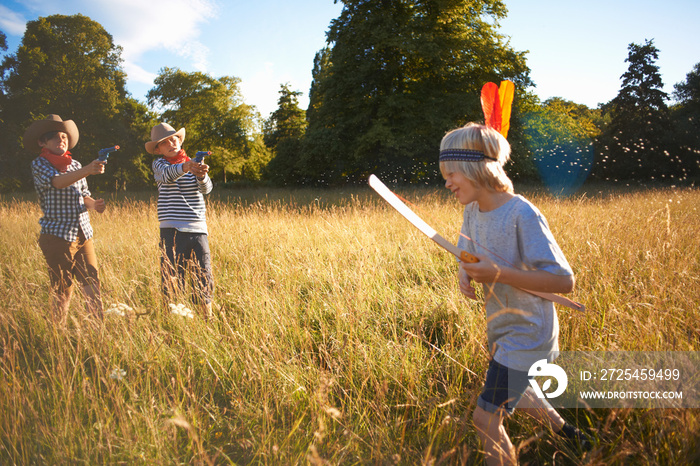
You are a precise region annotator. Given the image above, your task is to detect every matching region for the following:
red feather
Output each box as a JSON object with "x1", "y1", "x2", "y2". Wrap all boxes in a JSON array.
[{"x1": 480, "y1": 82, "x2": 502, "y2": 134}]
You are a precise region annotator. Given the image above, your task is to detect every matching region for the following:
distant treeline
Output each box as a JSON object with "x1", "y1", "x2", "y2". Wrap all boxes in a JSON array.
[{"x1": 1, "y1": 3, "x2": 698, "y2": 193}]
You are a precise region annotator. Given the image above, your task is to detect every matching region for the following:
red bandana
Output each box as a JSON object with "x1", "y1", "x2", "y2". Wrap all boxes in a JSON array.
[
  {"x1": 164, "y1": 149, "x2": 190, "y2": 165},
  {"x1": 39, "y1": 148, "x2": 73, "y2": 173}
]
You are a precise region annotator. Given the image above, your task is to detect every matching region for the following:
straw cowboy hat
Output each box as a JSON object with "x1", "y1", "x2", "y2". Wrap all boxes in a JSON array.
[
  {"x1": 23, "y1": 114, "x2": 79, "y2": 152},
  {"x1": 145, "y1": 123, "x2": 186, "y2": 154}
]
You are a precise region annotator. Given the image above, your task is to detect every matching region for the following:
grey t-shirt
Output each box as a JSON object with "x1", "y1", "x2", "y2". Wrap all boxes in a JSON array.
[{"x1": 457, "y1": 195, "x2": 573, "y2": 371}]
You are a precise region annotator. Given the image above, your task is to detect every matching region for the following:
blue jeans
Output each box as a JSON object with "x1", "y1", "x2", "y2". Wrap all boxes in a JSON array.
[
  {"x1": 159, "y1": 228, "x2": 213, "y2": 305},
  {"x1": 477, "y1": 359, "x2": 530, "y2": 415}
]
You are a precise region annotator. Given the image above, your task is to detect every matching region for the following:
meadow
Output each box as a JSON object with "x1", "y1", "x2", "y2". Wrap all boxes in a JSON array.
[{"x1": 0, "y1": 183, "x2": 699, "y2": 464}]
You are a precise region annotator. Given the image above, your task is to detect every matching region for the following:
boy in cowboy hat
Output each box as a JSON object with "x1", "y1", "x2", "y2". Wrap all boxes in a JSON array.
[
  {"x1": 146, "y1": 123, "x2": 214, "y2": 318},
  {"x1": 24, "y1": 114, "x2": 107, "y2": 323}
]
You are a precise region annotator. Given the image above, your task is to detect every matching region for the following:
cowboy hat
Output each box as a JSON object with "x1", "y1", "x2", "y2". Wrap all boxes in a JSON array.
[
  {"x1": 145, "y1": 123, "x2": 186, "y2": 154},
  {"x1": 23, "y1": 114, "x2": 79, "y2": 152}
]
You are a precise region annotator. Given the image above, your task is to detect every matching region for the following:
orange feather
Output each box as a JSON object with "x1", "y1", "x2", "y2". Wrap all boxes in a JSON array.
[{"x1": 498, "y1": 80, "x2": 515, "y2": 138}]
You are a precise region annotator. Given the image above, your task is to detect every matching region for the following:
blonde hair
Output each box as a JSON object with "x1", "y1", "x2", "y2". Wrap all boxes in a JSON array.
[{"x1": 439, "y1": 123, "x2": 513, "y2": 193}]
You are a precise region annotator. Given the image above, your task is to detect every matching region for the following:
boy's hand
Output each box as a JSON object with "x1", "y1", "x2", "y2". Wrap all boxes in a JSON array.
[
  {"x1": 86, "y1": 159, "x2": 106, "y2": 175},
  {"x1": 460, "y1": 253, "x2": 503, "y2": 284},
  {"x1": 195, "y1": 163, "x2": 210, "y2": 180},
  {"x1": 93, "y1": 198, "x2": 106, "y2": 213},
  {"x1": 84, "y1": 196, "x2": 106, "y2": 213},
  {"x1": 183, "y1": 160, "x2": 209, "y2": 178},
  {"x1": 458, "y1": 267, "x2": 477, "y2": 299}
]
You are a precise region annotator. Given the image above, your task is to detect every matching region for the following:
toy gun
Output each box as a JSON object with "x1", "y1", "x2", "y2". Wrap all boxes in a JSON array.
[
  {"x1": 194, "y1": 151, "x2": 211, "y2": 163},
  {"x1": 98, "y1": 145, "x2": 120, "y2": 162}
]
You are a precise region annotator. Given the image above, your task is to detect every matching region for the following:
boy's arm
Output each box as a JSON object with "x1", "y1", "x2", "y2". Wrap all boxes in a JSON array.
[
  {"x1": 52, "y1": 160, "x2": 105, "y2": 189},
  {"x1": 153, "y1": 158, "x2": 187, "y2": 183},
  {"x1": 460, "y1": 253, "x2": 575, "y2": 294}
]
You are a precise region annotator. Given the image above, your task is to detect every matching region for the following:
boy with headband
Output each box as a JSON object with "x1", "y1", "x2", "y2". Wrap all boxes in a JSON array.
[{"x1": 440, "y1": 83, "x2": 589, "y2": 463}]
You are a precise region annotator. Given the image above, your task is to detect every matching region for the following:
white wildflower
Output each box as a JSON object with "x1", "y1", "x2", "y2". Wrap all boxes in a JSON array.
[
  {"x1": 109, "y1": 368, "x2": 126, "y2": 381},
  {"x1": 105, "y1": 303, "x2": 133, "y2": 316},
  {"x1": 324, "y1": 407, "x2": 342, "y2": 419},
  {"x1": 169, "y1": 303, "x2": 194, "y2": 318}
]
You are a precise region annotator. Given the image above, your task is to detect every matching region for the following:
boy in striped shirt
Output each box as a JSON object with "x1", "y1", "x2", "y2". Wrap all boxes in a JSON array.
[{"x1": 146, "y1": 123, "x2": 214, "y2": 318}]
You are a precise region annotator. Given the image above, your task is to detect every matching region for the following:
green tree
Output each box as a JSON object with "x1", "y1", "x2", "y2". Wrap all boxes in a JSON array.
[
  {"x1": 596, "y1": 39, "x2": 676, "y2": 181},
  {"x1": 0, "y1": 15, "x2": 153, "y2": 190},
  {"x1": 263, "y1": 83, "x2": 307, "y2": 184},
  {"x1": 673, "y1": 63, "x2": 700, "y2": 109},
  {"x1": 242, "y1": 133, "x2": 272, "y2": 182},
  {"x1": 110, "y1": 98, "x2": 159, "y2": 190},
  {"x1": 521, "y1": 97, "x2": 602, "y2": 195},
  {"x1": 670, "y1": 63, "x2": 700, "y2": 180},
  {"x1": 0, "y1": 29, "x2": 17, "y2": 192},
  {"x1": 302, "y1": 0, "x2": 531, "y2": 185},
  {"x1": 146, "y1": 67, "x2": 268, "y2": 183}
]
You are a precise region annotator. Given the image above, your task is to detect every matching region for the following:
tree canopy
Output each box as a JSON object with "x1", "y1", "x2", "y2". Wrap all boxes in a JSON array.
[
  {"x1": 301, "y1": 0, "x2": 531, "y2": 185},
  {"x1": 0, "y1": 15, "x2": 155, "y2": 190},
  {"x1": 521, "y1": 97, "x2": 601, "y2": 195},
  {"x1": 1, "y1": 11, "x2": 698, "y2": 192},
  {"x1": 146, "y1": 67, "x2": 269, "y2": 183},
  {"x1": 595, "y1": 39, "x2": 679, "y2": 181},
  {"x1": 669, "y1": 62, "x2": 700, "y2": 179},
  {"x1": 673, "y1": 62, "x2": 700, "y2": 108},
  {"x1": 263, "y1": 84, "x2": 307, "y2": 184}
]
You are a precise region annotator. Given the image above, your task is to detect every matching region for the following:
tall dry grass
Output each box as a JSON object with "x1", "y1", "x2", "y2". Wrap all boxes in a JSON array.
[{"x1": 0, "y1": 184, "x2": 698, "y2": 464}]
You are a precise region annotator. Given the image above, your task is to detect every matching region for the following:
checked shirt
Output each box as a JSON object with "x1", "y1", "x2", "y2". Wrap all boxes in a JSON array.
[{"x1": 31, "y1": 157, "x2": 93, "y2": 242}]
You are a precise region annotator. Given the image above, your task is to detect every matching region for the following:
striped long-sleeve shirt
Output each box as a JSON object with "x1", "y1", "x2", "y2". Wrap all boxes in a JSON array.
[{"x1": 152, "y1": 157, "x2": 213, "y2": 234}]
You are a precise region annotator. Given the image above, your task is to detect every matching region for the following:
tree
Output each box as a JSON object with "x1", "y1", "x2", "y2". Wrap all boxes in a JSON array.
[
  {"x1": 302, "y1": 0, "x2": 531, "y2": 185},
  {"x1": 0, "y1": 29, "x2": 18, "y2": 192},
  {"x1": 110, "y1": 98, "x2": 160, "y2": 190},
  {"x1": 0, "y1": 15, "x2": 154, "y2": 190},
  {"x1": 521, "y1": 97, "x2": 602, "y2": 195},
  {"x1": 674, "y1": 63, "x2": 700, "y2": 109},
  {"x1": 595, "y1": 39, "x2": 676, "y2": 181},
  {"x1": 670, "y1": 63, "x2": 700, "y2": 180},
  {"x1": 263, "y1": 83, "x2": 307, "y2": 184},
  {"x1": 146, "y1": 67, "x2": 268, "y2": 183}
]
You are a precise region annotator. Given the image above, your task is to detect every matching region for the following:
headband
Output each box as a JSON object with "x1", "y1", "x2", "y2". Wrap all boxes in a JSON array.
[
  {"x1": 438, "y1": 80, "x2": 514, "y2": 164},
  {"x1": 439, "y1": 148, "x2": 497, "y2": 162}
]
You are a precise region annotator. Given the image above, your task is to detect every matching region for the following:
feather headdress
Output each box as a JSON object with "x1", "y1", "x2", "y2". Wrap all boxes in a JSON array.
[
  {"x1": 480, "y1": 80, "x2": 514, "y2": 138},
  {"x1": 439, "y1": 80, "x2": 515, "y2": 164}
]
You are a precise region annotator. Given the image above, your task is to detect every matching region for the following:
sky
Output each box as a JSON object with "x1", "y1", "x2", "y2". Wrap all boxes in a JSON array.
[{"x1": 1, "y1": 0, "x2": 699, "y2": 118}]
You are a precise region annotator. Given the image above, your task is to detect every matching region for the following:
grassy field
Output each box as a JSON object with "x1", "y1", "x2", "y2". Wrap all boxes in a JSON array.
[{"x1": 0, "y1": 183, "x2": 699, "y2": 464}]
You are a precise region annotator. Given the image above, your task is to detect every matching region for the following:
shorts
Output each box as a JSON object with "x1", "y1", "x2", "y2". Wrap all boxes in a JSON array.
[
  {"x1": 38, "y1": 231, "x2": 100, "y2": 296},
  {"x1": 477, "y1": 358, "x2": 530, "y2": 415}
]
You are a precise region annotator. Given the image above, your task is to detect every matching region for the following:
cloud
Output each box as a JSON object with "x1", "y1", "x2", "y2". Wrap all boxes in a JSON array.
[
  {"x1": 122, "y1": 62, "x2": 157, "y2": 88},
  {"x1": 91, "y1": 0, "x2": 218, "y2": 80},
  {"x1": 238, "y1": 61, "x2": 309, "y2": 118},
  {"x1": 0, "y1": 5, "x2": 27, "y2": 36},
  {"x1": 4, "y1": 0, "x2": 217, "y2": 83},
  {"x1": 239, "y1": 62, "x2": 278, "y2": 117}
]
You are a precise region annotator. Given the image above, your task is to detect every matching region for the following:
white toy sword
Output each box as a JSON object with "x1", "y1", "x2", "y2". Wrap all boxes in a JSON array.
[{"x1": 368, "y1": 174, "x2": 585, "y2": 312}]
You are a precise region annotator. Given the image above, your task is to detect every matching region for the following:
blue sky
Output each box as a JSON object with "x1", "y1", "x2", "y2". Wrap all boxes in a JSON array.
[{"x1": 1, "y1": 0, "x2": 699, "y2": 117}]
